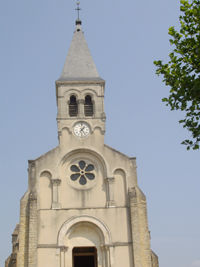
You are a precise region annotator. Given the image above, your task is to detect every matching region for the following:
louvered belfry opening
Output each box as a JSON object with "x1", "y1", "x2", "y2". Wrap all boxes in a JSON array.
[
  {"x1": 69, "y1": 95, "x2": 78, "y2": 117},
  {"x1": 84, "y1": 95, "x2": 93, "y2": 116}
]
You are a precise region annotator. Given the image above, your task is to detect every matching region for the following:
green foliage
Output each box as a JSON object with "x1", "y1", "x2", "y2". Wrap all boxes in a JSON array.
[{"x1": 154, "y1": 0, "x2": 200, "y2": 150}]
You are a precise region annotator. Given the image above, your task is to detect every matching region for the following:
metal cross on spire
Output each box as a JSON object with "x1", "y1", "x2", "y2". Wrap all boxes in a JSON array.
[{"x1": 75, "y1": 2, "x2": 82, "y2": 20}]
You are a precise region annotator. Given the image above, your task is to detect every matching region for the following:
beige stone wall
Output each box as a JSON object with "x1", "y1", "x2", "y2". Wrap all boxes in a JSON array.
[
  {"x1": 36, "y1": 207, "x2": 132, "y2": 267},
  {"x1": 59, "y1": 151, "x2": 106, "y2": 209},
  {"x1": 37, "y1": 249, "x2": 58, "y2": 267},
  {"x1": 37, "y1": 208, "x2": 131, "y2": 245},
  {"x1": 114, "y1": 247, "x2": 133, "y2": 267}
]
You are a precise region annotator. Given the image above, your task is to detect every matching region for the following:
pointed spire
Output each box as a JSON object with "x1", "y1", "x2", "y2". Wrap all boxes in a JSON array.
[{"x1": 57, "y1": 22, "x2": 103, "y2": 82}]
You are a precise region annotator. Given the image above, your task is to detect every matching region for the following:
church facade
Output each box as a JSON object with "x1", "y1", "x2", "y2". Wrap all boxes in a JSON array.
[{"x1": 5, "y1": 19, "x2": 159, "y2": 267}]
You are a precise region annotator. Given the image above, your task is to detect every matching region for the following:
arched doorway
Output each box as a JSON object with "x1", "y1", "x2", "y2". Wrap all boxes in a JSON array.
[
  {"x1": 73, "y1": 247, "x2": 97, "y2": 267},
  {"x1": 57, "y1": 215, "x2": 113, "y2": 267}
]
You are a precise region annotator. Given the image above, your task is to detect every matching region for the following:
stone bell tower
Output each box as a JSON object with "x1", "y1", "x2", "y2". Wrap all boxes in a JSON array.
[
  {"x1": 5, "y1": 13, "x2": 159, "y2": 267},
  {"x1": 56, "y1": 19, "x2": 106, "y2": 152}
]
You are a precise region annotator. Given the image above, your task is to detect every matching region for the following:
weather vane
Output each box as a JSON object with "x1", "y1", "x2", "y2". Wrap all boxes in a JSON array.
[{"x1": 75, "y1": 2, "x2": 82, "y2": 20}]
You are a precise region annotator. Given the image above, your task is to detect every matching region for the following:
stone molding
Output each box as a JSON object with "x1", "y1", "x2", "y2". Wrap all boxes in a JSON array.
[
  {"x1": 37, "y1": 244, "x2": 58, "y2": 248},
  {"x1": 57, "y1": 116, "x2": 104, "y2": 120},
  {"x1": 37, "y1": 245, "x2": 68, "y2": 252},
  {"x1": 103, "y1": 242, "x2": 132, "y2": 247},
  {"x1": 56, "y1": 80, "x2": 105, "y2": 87},
  {"x1": 51, "y1": 178, "x2": 61, "y2": 185}
]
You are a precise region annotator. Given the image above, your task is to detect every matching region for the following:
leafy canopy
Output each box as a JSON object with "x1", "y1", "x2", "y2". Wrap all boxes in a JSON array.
[{"x1": 154, "y1": 0, "x2": 200, "y2": 150}]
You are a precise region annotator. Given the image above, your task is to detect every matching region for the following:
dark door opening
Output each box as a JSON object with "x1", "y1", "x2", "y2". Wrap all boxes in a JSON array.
[{"x1": 73, "y1": 247, "x2": 97, "y2": 267}]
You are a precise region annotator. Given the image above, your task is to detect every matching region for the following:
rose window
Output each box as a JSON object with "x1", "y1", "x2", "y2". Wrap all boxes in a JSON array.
[{"x1": 70, "y1": 160, "x2": 95, "y2": 185}]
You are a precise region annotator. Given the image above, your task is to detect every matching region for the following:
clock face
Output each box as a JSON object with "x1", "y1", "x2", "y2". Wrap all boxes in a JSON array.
[{"x1": 74, "y1": 122, "x2": 90, "y2": 138}]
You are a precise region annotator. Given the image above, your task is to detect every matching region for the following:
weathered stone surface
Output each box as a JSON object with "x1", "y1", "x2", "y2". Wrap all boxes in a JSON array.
[{"x1": 152, "y1": 250, "x2": 159, "y2": 267}]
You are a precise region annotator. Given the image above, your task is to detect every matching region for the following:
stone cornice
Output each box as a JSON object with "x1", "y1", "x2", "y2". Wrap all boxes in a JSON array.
[
  {"x1": 101, "y1": 242, "x2": 132, "y2": 248},
  {"x1": 56, "y1": 80, "x2": 105, "y2": 87},
  {"x1": 37, "y1": 244, "x2": 68, "y2": 251}
]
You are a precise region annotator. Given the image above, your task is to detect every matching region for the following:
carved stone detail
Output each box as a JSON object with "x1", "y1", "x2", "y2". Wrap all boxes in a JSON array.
[
  {"x1": 52, "y1": 179, "x2": 61, "y2": 185},
  {"x1": 106, "y1": 177, "x2": 115, "y2": 184}
]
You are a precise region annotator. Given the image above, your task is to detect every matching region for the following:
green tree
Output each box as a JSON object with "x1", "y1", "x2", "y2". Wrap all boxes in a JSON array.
[{"x1": 154, "y1": 0, "x2": 200, "y2": 150}]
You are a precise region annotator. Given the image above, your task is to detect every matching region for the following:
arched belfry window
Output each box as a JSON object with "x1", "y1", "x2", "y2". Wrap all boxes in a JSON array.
[
  {"x1": 84, "y1": 95, "x2": 93, "y2": 116},
  {"x1": 69, "y1": 95, "x2": 78, "y2": 117}
]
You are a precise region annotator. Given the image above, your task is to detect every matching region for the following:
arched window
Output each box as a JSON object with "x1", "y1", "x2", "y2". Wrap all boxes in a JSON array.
[
  {"x1": 84, "y1": 95, "x2": 93, "y2": 116},
  {"x1": 69, "y1": 95, "x2": 78, "y2": 117}
]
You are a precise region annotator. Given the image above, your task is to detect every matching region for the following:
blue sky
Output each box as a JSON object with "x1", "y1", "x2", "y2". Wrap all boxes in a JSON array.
[{"x1": 0, "y1": 1, "x2": 199, "y2": 267}]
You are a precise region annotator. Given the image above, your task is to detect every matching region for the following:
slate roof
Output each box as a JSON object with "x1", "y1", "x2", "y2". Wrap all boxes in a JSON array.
[{"x1": 57, "y1": 22, "x2": 103, "y2": 82}]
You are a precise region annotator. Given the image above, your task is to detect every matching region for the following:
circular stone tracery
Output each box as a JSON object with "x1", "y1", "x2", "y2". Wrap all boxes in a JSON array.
[{"x1": 70, "y1": 160, "x2": 95, "y2": 185}]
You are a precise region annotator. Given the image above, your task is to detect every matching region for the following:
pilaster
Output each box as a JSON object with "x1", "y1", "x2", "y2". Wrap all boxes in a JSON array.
[
  {"x1": 129, "y1": 186, "x2": 153, "y2": 267},
  {"x1": 52, "y1": 179, "x2": 61, "y2": 209},
  {"x1": 106, "y1": 177, "x2": 115, "y2": 207},
  {"x1": 18, "y1": 191, "x2": 30, "y2": 267},
  {"x1": 101, "y1": 245, "x2": 112, "y2": 267},
  {"x1": 77, "y1": 99, "x2": 84, "y2": 117},
  {"x1": 28, "y1": 190, "x2": 37, "y2": 267}
]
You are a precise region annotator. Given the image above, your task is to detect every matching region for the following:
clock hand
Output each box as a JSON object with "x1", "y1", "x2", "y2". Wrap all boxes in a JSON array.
[{"x1": 79, "y1": 126, "x2": 85, "y2": 137}]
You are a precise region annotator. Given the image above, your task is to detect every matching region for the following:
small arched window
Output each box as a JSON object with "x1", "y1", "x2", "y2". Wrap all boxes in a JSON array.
[
  {"x1": 84, "y1": 95, "x2": 93, "y2": 116},
  {"x1": 69, "y1": 95, "x2": 78, "y2": 117}
]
